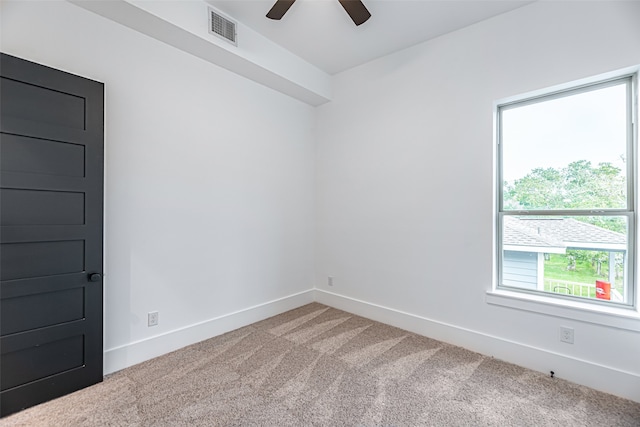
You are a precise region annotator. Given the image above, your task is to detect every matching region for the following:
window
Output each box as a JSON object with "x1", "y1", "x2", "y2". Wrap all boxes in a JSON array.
[{"x1": 497, "y1": 73, "x2": 637, "y2": 307}]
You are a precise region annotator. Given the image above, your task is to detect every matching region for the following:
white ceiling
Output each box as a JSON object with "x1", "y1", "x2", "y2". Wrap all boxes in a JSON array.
[{"x1": 207, "y1": 0, "x2": 534, "y2": 75}]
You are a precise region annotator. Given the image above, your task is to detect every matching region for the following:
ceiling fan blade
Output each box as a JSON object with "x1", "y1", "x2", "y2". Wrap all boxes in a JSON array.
[
  {"x1": 338, "y1": 0, "x2": 371, "y2": 26},
  {"x1": 266, "y1": 0, "x2": 296, "y2": 20}
]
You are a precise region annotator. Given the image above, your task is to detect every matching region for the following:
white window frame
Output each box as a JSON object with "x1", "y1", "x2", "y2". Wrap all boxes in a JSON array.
[{"x1": 490, "y1": 69, "x2": 640, "y2": 327}]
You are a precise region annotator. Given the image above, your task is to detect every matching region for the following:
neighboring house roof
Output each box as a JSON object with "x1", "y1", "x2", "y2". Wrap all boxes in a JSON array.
[{"x1": 504, "y1": 217, "x2": 626, "y2": 253}]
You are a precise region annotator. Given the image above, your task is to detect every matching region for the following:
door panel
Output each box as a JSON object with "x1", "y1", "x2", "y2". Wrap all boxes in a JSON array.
[
  {"x1": 1, "y1": 189, "x2": 85, "y2": 225},
  {"x1": 0, "y1": 53, "x2": 104, "y2": 417},
  {"x1": 0, "y1": 240, "x2": 85, "y2": 281},
  {"x1": 1, "y1": 287, "x2": 84, "y2": 335},
  {"x1": 1, "y1": 335, "x2": 85, "y2": 391},
  {"x1": 0, "y1": 77, "x2": 87, "y2": 130},
  {"x1": 0, "y1": 134, "x2": 86, "y2": 177}
]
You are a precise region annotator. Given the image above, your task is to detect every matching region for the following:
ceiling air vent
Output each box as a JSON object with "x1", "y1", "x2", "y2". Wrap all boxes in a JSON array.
[{"x1": 208, "y1": 7, "x2": 237, "y2": 46}]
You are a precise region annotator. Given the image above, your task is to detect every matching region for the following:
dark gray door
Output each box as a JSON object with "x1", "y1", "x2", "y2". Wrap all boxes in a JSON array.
[{"x1": 0, "y1": 53, "x2": 104, "y2": 417}]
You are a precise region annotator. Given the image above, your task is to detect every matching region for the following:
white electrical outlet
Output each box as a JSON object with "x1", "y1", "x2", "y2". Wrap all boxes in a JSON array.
[
  {"x1": 328, "y1": 276, "x2": 334, "y2": 286},
  {"x1": 560, "y1": 326, "x2": 574, "y2": 344},
  {"x1": 148, "y1": 311, "x2": 159, "y2": 327}
]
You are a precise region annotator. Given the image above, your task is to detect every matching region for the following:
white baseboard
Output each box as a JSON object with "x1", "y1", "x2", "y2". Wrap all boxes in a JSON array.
[
  {"x1": 103, "y1": 287, "x2": 639, "y2": 403},
  {"x1": 104, "y1": 289, "x2": 315, "y2": 375},
  {"x1": 314, "y1": 289, "x2": 640, "y2": 403}
]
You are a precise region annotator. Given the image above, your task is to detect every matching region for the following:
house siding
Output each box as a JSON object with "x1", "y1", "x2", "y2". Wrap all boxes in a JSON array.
[{"x1": 503, "y1": 251, "x2": 538, "y2": 290}]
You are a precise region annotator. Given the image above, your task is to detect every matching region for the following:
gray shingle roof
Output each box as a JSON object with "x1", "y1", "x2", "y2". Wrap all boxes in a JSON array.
[{"x1": 504, "y1": 217, "x2": 626, "y2": 250}]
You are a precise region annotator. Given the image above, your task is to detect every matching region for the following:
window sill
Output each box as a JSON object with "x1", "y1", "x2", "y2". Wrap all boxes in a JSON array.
[{"x1": 486, "y1": 289, "x2": 640, "y2": 332}]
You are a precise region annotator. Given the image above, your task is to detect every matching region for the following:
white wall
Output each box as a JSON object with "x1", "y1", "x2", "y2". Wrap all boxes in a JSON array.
[
  {"x1": 70, "y1": 0, "x2": 332, "y2": 105},
  {"x1": 315, "y1": 1, "x2": 640, "y2": 401},
  {"x1": 1, "y1": 1, "x2": 316, "y2": 372},
  {"x1": 2, "y1": 0, "x2": 640, "y2": 404}
]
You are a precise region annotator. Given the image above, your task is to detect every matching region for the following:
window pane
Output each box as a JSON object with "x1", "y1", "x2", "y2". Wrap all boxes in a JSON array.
[
  {"x1": 502, "y1": 83, "x2": 628, "y2": 211},
  {"x1": 502, "y1": 215, "x2": 628, "y2": 303}
]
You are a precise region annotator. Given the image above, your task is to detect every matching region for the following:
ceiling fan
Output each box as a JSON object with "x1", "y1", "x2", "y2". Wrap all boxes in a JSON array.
[{"x1": 266, "y1": 0, "x2": 371, "y2": 26}]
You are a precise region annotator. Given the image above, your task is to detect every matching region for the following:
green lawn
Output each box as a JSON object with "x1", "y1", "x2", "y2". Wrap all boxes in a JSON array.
[
  {"x1": 543, "y1": 254, "x2": 609, "y2": 283},
  {"x1": 543, "y1": 253, "x2": 622, "y2": 298}
]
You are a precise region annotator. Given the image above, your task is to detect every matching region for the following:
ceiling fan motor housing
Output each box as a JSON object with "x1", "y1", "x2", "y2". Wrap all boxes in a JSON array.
[{"x1": 267, "y1": 0, "x2": 371, "y2": 26}]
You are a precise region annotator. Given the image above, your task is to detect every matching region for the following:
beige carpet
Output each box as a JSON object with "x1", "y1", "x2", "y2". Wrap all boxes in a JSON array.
[{"x1": 3, "y1": 303, "x2": 639, "y2": 426}]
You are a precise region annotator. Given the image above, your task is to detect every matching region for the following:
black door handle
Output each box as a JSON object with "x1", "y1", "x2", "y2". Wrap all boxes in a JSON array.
[{"x1": 89, "y1": 273, "x2": 102, "y2": 282}]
